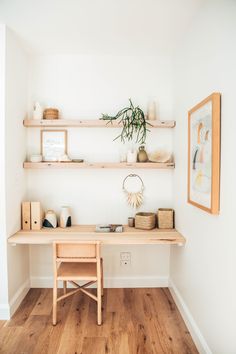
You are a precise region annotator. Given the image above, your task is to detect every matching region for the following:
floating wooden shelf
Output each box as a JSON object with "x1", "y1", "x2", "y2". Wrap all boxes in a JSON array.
[
  {"x1": 8, "y1": 225, "x2": 185, "y2": 245},
  {"x1": 23, "y1": 119, "x2": 175, "y2": 128},
  {"x1": 23, "y1": 162, "x2": 175, "y2": 169}
]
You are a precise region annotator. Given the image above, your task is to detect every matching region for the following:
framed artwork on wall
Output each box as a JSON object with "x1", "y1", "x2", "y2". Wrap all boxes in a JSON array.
[
  {"x1": 41, "y1": 130, "x2": 67, "y2": 162},
  {"x1": 188, "y1": 92, "x2": 221, "y2": 214}
]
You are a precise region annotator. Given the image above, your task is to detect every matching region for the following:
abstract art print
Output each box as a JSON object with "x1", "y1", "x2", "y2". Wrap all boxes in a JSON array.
[
  {"x1": 41, "y1": 130, "x2": 67, "y2": 162},
  {"x1": 188, "y1": 93, "x2": 221, "y2": 214}
]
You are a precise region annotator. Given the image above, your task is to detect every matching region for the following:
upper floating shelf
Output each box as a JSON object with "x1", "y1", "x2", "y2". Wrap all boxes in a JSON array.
[{"x1": 23, "y1": 119, "x2": 176, "y2": 128}]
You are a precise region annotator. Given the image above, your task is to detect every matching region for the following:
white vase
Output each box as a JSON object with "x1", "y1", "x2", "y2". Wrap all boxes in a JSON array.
[
  {"x1": 60, "y1": 206, "x2": 72, "y2": 228},
  {"x1": 127, "y1": 149, "x2": 137, "y2": 163},
  {"x1": 33, "y1": 102, "x2": 43, "y2": 120},
  {"x1": 147, "y1": 101, "x2": 157, "y2": 120}
]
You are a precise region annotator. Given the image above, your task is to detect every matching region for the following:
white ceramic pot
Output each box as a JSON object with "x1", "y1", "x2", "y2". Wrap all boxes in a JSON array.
[
  {"x1": 33, "y1": 102, "x2": 43, "y2": 120},
  {"x1": 127, "y1": 150, "x2": 137, "y2": 163},
  {"x1": 43, "y1": 210, "x2": 57, "y2": 228},
  {"x1": 30, "y1": 154, "x2": 43, "y2": 163},
  {"x1": 60, "y1": 206, "x2": 72, "y2": 228}
]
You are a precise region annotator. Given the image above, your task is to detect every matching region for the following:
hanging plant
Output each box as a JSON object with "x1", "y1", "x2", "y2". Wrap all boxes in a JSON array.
[{"x1": 100, "y1": 99, "x2": 151, "y2": 144}]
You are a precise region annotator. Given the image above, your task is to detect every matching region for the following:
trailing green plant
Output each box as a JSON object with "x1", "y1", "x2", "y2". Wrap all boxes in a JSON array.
[{"x1": 101, "y1": 99, "x2": 151, "y2": 144}]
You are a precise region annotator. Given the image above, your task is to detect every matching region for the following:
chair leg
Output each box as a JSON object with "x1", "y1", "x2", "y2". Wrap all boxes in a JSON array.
[
  {"x1": 63, "y1": 281, "x2": 67, "y2": 295},
  {"x1": 52, "y1": 279, "x2": 57, "y2": 326},
  {"x1": 101, "y1": 259, "x2": 104, "y2": 297},
  {"x1": 97, "y1": 278, "x2": 102, "y2": 325}
]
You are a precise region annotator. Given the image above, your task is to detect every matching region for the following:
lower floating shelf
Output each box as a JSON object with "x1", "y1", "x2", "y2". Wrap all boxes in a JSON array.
[{"x1": 23, "y1": 162, "x2": 175, "y2": 169}]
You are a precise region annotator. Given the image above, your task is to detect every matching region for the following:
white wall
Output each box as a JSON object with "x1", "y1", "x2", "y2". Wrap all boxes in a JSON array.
[
  {"x1": 170, "y1": 1, "x2": 236, "y2": 353},
  {"x1": 3, "y1": 27, "x2": 30, "y2": 317},
  {"x1": 0, "y1": 25, "x2": 9, "y2": 319},
  {"x1": 27, "y1": 55, "x2": 174, "y2": 287}
]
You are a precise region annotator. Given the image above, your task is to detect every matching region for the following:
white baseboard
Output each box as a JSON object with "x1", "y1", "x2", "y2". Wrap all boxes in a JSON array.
[
  {"x1": 9, "y1": 278, "x2": 30, "y2": 317},
  {"x1": 0, "y1": 278, "x2": 30, "y2": 320},
  {"x1": 0, "y1": 304, "x2": 10, "y2": 320},
  {"x1": 169, "y1": 278, "x2": 212, "y2": 354},
  {"x1": 31, "y1": 275, "x2": 169, "y2": 288}
]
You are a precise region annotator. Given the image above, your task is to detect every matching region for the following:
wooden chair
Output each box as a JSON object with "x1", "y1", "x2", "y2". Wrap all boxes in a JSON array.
[{"x1": 52, "y1": 240, "x2": 103, "y2": 326}]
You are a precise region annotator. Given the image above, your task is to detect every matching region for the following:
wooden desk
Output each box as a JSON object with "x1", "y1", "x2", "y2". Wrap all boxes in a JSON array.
[{"x1": 8, "y1": 225, "x2": 185, "y2": 246}]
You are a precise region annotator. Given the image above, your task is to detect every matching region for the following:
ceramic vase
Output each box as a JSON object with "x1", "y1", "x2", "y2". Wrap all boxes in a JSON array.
[
  {"x1": 60, "y1": 206, "x2": 72, "y2": 228},
  {"x1": 138, "y1": 146, "x2": 148, "y2": 162},
  {"x1": 147, "y1": 101, "x2": 157, "y2": 120},
  {"x1": 33, "y1": 102, "x2": 43, "y2": 120},
  {"x1": 43, "y1": 210, "x2": 57, "y2": 228}
]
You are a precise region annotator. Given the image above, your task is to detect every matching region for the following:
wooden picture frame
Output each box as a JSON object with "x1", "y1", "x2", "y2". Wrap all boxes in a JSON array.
[
  {"x1": 188, "y1": 93, "x2": 221, "y2": 214},
  {"x1": 41, "y1": 130, "x2": 67, "y2": 162}
]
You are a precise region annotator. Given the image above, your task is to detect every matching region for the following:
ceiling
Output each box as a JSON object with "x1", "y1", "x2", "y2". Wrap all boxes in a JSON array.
[{"x1": 0, "y1": 0, "x2": 205, "y2": 55}]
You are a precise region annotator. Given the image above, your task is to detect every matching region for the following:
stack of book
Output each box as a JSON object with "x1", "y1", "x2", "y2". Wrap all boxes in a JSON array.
[{"x1": 95, "y1": 224, "x2": 123, "y2": 233}]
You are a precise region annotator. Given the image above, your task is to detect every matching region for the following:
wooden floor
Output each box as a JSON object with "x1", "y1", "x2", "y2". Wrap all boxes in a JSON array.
[{"x1": 0, "y1": 288, "x2": 198, "y2": 354}]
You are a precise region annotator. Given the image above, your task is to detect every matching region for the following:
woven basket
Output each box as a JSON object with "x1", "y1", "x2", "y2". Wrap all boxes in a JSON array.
[
  {"x1": 43, "y1": 108, "x2": 59, "y2": 120},
  {"x1": 157, "y1": 208, "x2": 174, "y2": 229},
  {"x1": 135, "y1": 212, "x2": 156, "y2": 230}
]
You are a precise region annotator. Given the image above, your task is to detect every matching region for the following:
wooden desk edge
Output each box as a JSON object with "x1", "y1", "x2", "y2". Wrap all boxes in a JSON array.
[{"x1": 8, "y1": 225, "x2": 186, "y2": 246}]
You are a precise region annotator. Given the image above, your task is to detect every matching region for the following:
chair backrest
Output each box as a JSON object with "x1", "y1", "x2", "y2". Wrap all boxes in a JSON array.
[{"x1": 53, "y1": 240, "x2": 101, "y2": 264}]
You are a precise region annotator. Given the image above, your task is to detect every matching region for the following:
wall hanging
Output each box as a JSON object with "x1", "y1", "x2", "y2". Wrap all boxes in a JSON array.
[
  {"x1": 122, "y1": 174, "x2": 144, "y2": 209},
  {"x1": 188, "y1": 92, "x2": 221, "y2": 214}
]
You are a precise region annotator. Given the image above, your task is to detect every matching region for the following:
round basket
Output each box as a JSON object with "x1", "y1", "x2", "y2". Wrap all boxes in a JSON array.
[
  {"x1": 43, "y1": 108, "x2": 59, "y2": 120},
  {"x1": 135, "y1": 212, "x2": 156, "y2": 230}
]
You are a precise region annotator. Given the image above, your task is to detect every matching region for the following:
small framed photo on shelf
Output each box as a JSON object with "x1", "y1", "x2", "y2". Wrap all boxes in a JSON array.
[
  {"x1": 188, "y1": 92, "x2": 221, "y2": 214},
  {"x1": 41, "y1": 130, "x2": 67, "y2": 162}
]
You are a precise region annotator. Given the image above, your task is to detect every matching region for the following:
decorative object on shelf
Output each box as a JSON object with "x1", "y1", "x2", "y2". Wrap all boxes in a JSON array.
[
  {"x1": 43, "y1": 108, "x2": 59, "y2": 120},
  {"x1": 43, "y1": 210, "x2": 58, "y2": 228},
  {"x1": 95, "y1": 224, "x2": 123, "y2": 233},
  {"x1": 100, "y1": 99, "x2": 151, "y2": 144},
  {"x1": 157, "y1": 208, "x2": 174, "y2": 229},
  {"x1": 60, "y1": 206, "x2": 72, "y2": 228},
  {"x1": 188, "y1": 92, "x2": 221, "y2": 214},
  {"x1": 147, "y1": 100, "x2": 157, "y2": 121},
  {"x1": 58, "y1": 154, "x2": 72, "y2": 162},
  {"x1": 122, "y1": 174, "x2": 144, "y2": 209},
  {"x1": 127, "y1": 148, "x2": 137, "y2": 163},
  {"x1": 138, "y1": 146, "x2": 148, "y2": 162},
  {"x1": 33, "y1": 102, "x2": 43, "y2": 120},
  {"x1": 128, "y1": 217, "x2": 135, "y2": 227},
  {"x1": 135, "y1": 212, "x2": 156, "y2": 230},
  {"x1": 148, "y1": 150, "x2": 171, "y2": 163},
  {"x1": 30, "y1": 154, "x2": 43, "y2": 163},
  {"x1": 41, "y1": 130, "x2": 67, "y2": 162}
]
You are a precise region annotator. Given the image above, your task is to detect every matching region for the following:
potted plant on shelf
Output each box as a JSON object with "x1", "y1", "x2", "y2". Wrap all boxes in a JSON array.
[{"x1": 100, "y1": 99, "x2": 151, "y2": 144}]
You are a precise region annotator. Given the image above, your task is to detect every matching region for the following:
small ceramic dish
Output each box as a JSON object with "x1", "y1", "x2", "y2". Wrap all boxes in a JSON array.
[
  {"x1": 148, "y1": 150, "x2": 171, "y2": 163},
  {"x1": 30, "y1": 154, "x2": 43, "y2": 163}
]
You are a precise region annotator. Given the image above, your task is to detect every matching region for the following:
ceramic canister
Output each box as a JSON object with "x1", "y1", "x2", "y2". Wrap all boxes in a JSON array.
[
  {"x1": 33, "y1": 102, "x2": 43, "y2": 120},
  {"x1": 43, "y1": 210, "x2": 57, "y2": 228},
  {"x1": 60, "y1": 206, "x2": 72, "y2": 228},
  {"x1": 127, "y1": 149, "x2": 137, "y2": 163}
]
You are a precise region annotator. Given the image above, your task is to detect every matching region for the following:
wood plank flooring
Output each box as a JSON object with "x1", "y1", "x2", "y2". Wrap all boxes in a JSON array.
[{"x1": 0, "y1": 288, "x2": 198, "y2": 354}]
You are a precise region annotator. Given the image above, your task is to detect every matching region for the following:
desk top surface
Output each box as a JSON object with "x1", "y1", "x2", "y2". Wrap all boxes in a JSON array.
[{"x1": 8, "y1": 225, "x2": 185, "y2": 245}]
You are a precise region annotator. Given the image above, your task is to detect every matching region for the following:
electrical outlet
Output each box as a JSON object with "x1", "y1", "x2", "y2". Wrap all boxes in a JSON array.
[
  {"x1": 120, "y1": 252, "x2": 131, "y2": 261},
  {"x1": 120, "y1": 259, "x2": 131, "y2": 267}
]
